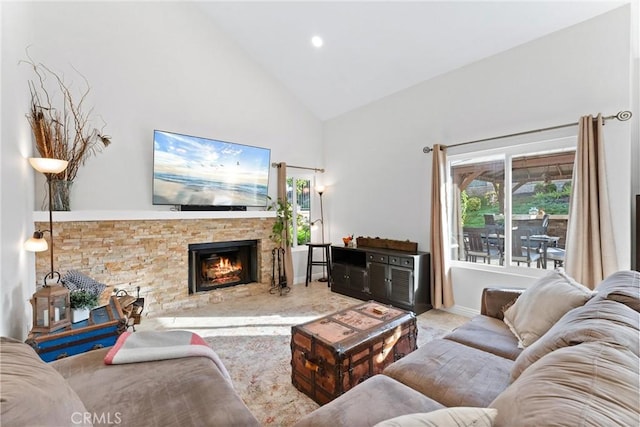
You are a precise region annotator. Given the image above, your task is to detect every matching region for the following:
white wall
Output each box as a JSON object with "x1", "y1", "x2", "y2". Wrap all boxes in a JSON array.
[
  {"x1": 1, "y1": 2, "x2": 38, "y2": 339},
  {"x1": 23, "y1": 1, "x2": 323, "y2": 210},
  {"x1": 324, "y1": 6, "x2": 635, "y2": 315},
  {"x1": 0, "y1": 1, "x2": 323, "y2": 338}
]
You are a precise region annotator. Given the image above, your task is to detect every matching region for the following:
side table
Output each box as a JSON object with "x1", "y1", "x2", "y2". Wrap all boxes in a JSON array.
[{"x1": 26, "y1": 296, "x2": 127, "y2": 362}]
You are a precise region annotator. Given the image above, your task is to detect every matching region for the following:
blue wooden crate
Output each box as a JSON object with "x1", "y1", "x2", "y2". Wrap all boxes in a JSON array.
[{"x1": 26, "y1": 296, "x2": 127, "y2": 362}]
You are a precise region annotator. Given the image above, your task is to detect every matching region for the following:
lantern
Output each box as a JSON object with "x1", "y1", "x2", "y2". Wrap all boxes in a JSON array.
[{"x1": 31, "y1": 285, "x2": 71, "y2": 333}]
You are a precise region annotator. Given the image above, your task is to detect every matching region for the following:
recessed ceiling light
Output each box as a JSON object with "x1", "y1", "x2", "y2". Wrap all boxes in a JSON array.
[{"x1": 311, "y1": 36, "x2": 323, "y2": 48}]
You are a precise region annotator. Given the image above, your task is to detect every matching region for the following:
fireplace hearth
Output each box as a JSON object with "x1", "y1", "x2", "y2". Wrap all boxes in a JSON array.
[{"x1": 189, "y1": 240, "x2": 258, "y2": 294}]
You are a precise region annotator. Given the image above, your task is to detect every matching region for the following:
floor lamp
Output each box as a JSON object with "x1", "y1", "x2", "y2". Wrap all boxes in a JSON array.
[
  {"x1": 316, "y1": 185, "x2": 328, "y2": 282},
  {"x1": 24, "y1": 157, "x2": 69, "y2": 285}
]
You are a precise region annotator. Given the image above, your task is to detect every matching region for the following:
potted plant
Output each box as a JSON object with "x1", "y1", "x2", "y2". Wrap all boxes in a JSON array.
[
  {"x1": 70, "y1": 290, "x2": 98, "y2": 323},
  {"x1": 268, "y1": 196, "x2": 293, "y2": 247}
]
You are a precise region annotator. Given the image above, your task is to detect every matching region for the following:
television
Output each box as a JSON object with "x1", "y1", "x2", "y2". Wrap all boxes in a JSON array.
[{"x1": 153, "y1": 130, "x2": 271, "y2": 208}]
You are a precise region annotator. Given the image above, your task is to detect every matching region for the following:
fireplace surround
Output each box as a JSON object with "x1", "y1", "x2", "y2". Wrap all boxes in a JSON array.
[{"x1": 34, "y1": 212, "x2": 276, "y2": 317}]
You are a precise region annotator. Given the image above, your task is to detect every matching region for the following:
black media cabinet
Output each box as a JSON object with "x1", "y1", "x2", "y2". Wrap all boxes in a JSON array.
[{"x1": 331, "y1": 245, "x2": 432, "y2": 314}]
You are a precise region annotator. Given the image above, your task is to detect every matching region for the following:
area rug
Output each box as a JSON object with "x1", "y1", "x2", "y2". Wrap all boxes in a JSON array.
[
  {"x1": 205, "y1": 323, "x2": 452, "y2": 425},
  {"x1": 143, "y1": 284, "x2": 466, "y2": 426}
]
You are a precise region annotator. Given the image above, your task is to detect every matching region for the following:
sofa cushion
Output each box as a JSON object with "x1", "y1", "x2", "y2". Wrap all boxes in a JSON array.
[
  {"x1": 491, "y1": 342, "x2": 640, "y2": 427},
  {"x1": 383, "y1": 339, "x2": 513, "y2": 408},
  {"x1": 293, "y1": 375, "x2": 445, "y2": 427},
  {"x1": 51, "y1": 346, "x2": 260, "y2": 427},
  {"x1": 445, "y1": 315, "x2": 522, "y2": 360},
  {"x1": 0, "y1": 337, "x2": 91, "y2": 427},
  {"x1": 511, "y1": 299, "x2": 640, "y2": 381},
  {"x1": 374, "y1": 407, "x2": 497, "y2": 427},
  {"x1": 589, "y1": 270, "x2": 640, "y2": 312},
  {"x1": 503, "y1": 269, "x2": 593, "y2": 348}
]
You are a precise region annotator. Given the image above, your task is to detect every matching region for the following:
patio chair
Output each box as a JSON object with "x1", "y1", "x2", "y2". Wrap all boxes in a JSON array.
[
  {"x1": 463, "y1": 229, "x2": 492, "y2": 264},
  {"x1": 485, "y1": 225, "x2": 504, "y2": 264},
  {"x1": 512, "y1": 228, "x2": 541, "y2": 268},
  {"x1": 530, "y1": 214, "x2": 550, "y2": 236},
  {"x1": 546, "y1": 247, "x2": 566, "y2": 268}
]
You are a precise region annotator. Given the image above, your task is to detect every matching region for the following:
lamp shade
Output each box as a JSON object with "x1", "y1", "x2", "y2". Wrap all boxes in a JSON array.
[
  {"x1": 316, "y1": 185, "x2": 325, "y2": 195},
  {"x1": 29, "y1": 157, "x2": 68, "y2": 174},
  {"x1": 24, "y1": 231, "x2": 48, "y2": 252}
]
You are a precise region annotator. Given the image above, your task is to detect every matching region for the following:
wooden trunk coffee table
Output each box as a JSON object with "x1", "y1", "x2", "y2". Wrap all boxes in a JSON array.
[{"x1": 291, "y1": 301, "x2": 417, "y2": 405}]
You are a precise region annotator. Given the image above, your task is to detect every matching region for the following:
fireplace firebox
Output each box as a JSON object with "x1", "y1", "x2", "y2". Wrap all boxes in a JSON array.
[{"x1": 188, "y1": 240, "x2": 258, "y2": 294}]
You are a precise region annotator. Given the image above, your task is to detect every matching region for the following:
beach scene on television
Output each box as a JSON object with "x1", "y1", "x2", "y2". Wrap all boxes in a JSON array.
[{"x1": 153, "y1": 131, "x2": 271, "y2": 206}]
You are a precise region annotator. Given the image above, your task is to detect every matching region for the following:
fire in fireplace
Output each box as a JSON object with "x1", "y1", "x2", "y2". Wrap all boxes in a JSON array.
[
  {"x1": 188, "y1": 240, "x2": 258, "y2": 294},
  {"x1": 202, "y1": 255, "x2": 243, "y2": 285}
]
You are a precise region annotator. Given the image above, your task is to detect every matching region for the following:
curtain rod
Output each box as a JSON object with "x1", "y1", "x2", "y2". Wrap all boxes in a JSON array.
[
  {"x1": 422, "y1": 110, "x2": 632, "y2": 154},
  {"x1": 271, "y1": 162, "x2": 325, "y2": 173}
]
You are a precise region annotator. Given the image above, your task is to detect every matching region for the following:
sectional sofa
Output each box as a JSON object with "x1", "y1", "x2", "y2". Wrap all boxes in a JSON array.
[
  {"x1": 0, "y1": 336, "x2": 260, "y2": 426},
  {"x1": 295, "y1": 269, "x2": 640, "y2": 427},
  {"x1": 2, "y1": 270, "x2": 637, "y2": 426}
]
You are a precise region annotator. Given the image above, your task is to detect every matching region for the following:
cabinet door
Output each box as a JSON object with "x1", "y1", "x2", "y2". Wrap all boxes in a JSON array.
[
  {"x1": 332, "y1": 263, "x2": 350, "y2": 291},
  {"x1": 389, "y1": 266, "x2": 414, "y2": 306},
  {"x1": 348, "y1": 266, "x2": 367, "y2": 293},
  {"x1": 368, "y1": 262, "x2": 388, "y2": 299}
]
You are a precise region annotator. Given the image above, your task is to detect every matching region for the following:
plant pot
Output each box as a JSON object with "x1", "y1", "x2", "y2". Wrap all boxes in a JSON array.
[{"x1": 71, "y1": 308, "x2": 90, "y2": 323}]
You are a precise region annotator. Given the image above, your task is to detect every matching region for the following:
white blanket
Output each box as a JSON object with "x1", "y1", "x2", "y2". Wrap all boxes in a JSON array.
[{"x1": 104, "y1": 330, "x2": 230, "y2": 380}]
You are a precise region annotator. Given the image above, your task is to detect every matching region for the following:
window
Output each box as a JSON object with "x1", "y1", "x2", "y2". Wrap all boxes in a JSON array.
[
  {"x1": 287, "y1": 176, "x2": 312, "y2": 247},
  {"x1": 449, "y1": 138, "x2": 575, "y2": 270}
]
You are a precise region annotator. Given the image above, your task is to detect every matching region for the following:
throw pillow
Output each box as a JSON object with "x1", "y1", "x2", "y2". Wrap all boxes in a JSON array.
[
  {"x1": 491, "y1": 342, "x2": 639, "y2": 427},
  {"x1": 62, "y1": 270, "x2": 106, "y2": 296},
  {"x1": 374, "y1": 407, "x2": 497, "y2": 427},
  {"x1": 589, "y1": 270, "x2": 640, "y2": 312},
  {"x1": 510, "y1": 298, "x2": 640, "y2": 381},
  {"x1": 503, "y1": 269, "x2": 593, "y2": 348}
]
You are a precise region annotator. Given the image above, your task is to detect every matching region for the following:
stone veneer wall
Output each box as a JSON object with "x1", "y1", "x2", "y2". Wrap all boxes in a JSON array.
[{"x1": 35, "y1": 217, "x2": 277, "y2": 317}]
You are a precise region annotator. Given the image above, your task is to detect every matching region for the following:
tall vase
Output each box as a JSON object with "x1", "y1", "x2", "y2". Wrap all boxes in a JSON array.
[{"x1": 50, "y1": 179, "x2": 73, "y2": 211}]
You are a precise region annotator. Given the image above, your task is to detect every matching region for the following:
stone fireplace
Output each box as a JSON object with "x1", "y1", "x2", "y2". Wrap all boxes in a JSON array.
[
  {"x1": 189, "y1": 240, "x2": 258, "y2": 293},
  {"x1": 34, "y1": 212, "x2": 276, "y2": 317}
]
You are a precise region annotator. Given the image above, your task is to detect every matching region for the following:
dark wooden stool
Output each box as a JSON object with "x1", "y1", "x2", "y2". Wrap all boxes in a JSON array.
[{"x1": 306, "y1": 243, "x2": 331, "y2": 287}]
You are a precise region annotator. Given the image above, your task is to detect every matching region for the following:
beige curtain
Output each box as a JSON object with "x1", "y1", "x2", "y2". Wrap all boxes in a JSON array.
[
  {"x1": 277, "y1": 163, "x2": 295, "y2": 287},
  {"x1": 430, "y1": 144, "x2": 455, "y2": 308},
  {"x1": 564, "y1": 114, "x2": 618, "y2": 289}
]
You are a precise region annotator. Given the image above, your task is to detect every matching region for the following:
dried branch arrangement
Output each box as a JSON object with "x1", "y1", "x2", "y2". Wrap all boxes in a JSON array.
[{"x1": 23, "y1": 55, "x2": 112, "y2": 181}]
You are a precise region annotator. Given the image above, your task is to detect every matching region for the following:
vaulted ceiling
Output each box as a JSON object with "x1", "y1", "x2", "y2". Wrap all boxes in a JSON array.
[{"x1": 198, "y1": 1, "x2": 627, "y2": 120}]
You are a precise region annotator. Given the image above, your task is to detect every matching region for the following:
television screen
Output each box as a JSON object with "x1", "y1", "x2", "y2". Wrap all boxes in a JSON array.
[{"x1": 153, "y1": 130, "x2": 271, "y2": 207}]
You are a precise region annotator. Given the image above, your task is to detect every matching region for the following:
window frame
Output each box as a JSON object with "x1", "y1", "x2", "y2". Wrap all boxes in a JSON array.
[
  {"x1": 286, "y1": 172, "x2": 313, "y2": 248},
  {"x1": 447, "y1": 135, "x2": 576, "y2": 273}
]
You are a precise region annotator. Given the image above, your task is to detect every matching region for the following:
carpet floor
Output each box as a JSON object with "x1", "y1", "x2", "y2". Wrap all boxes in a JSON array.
[{"x1": 138, "y1": 282, "x2": 469, "y2": 426}]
